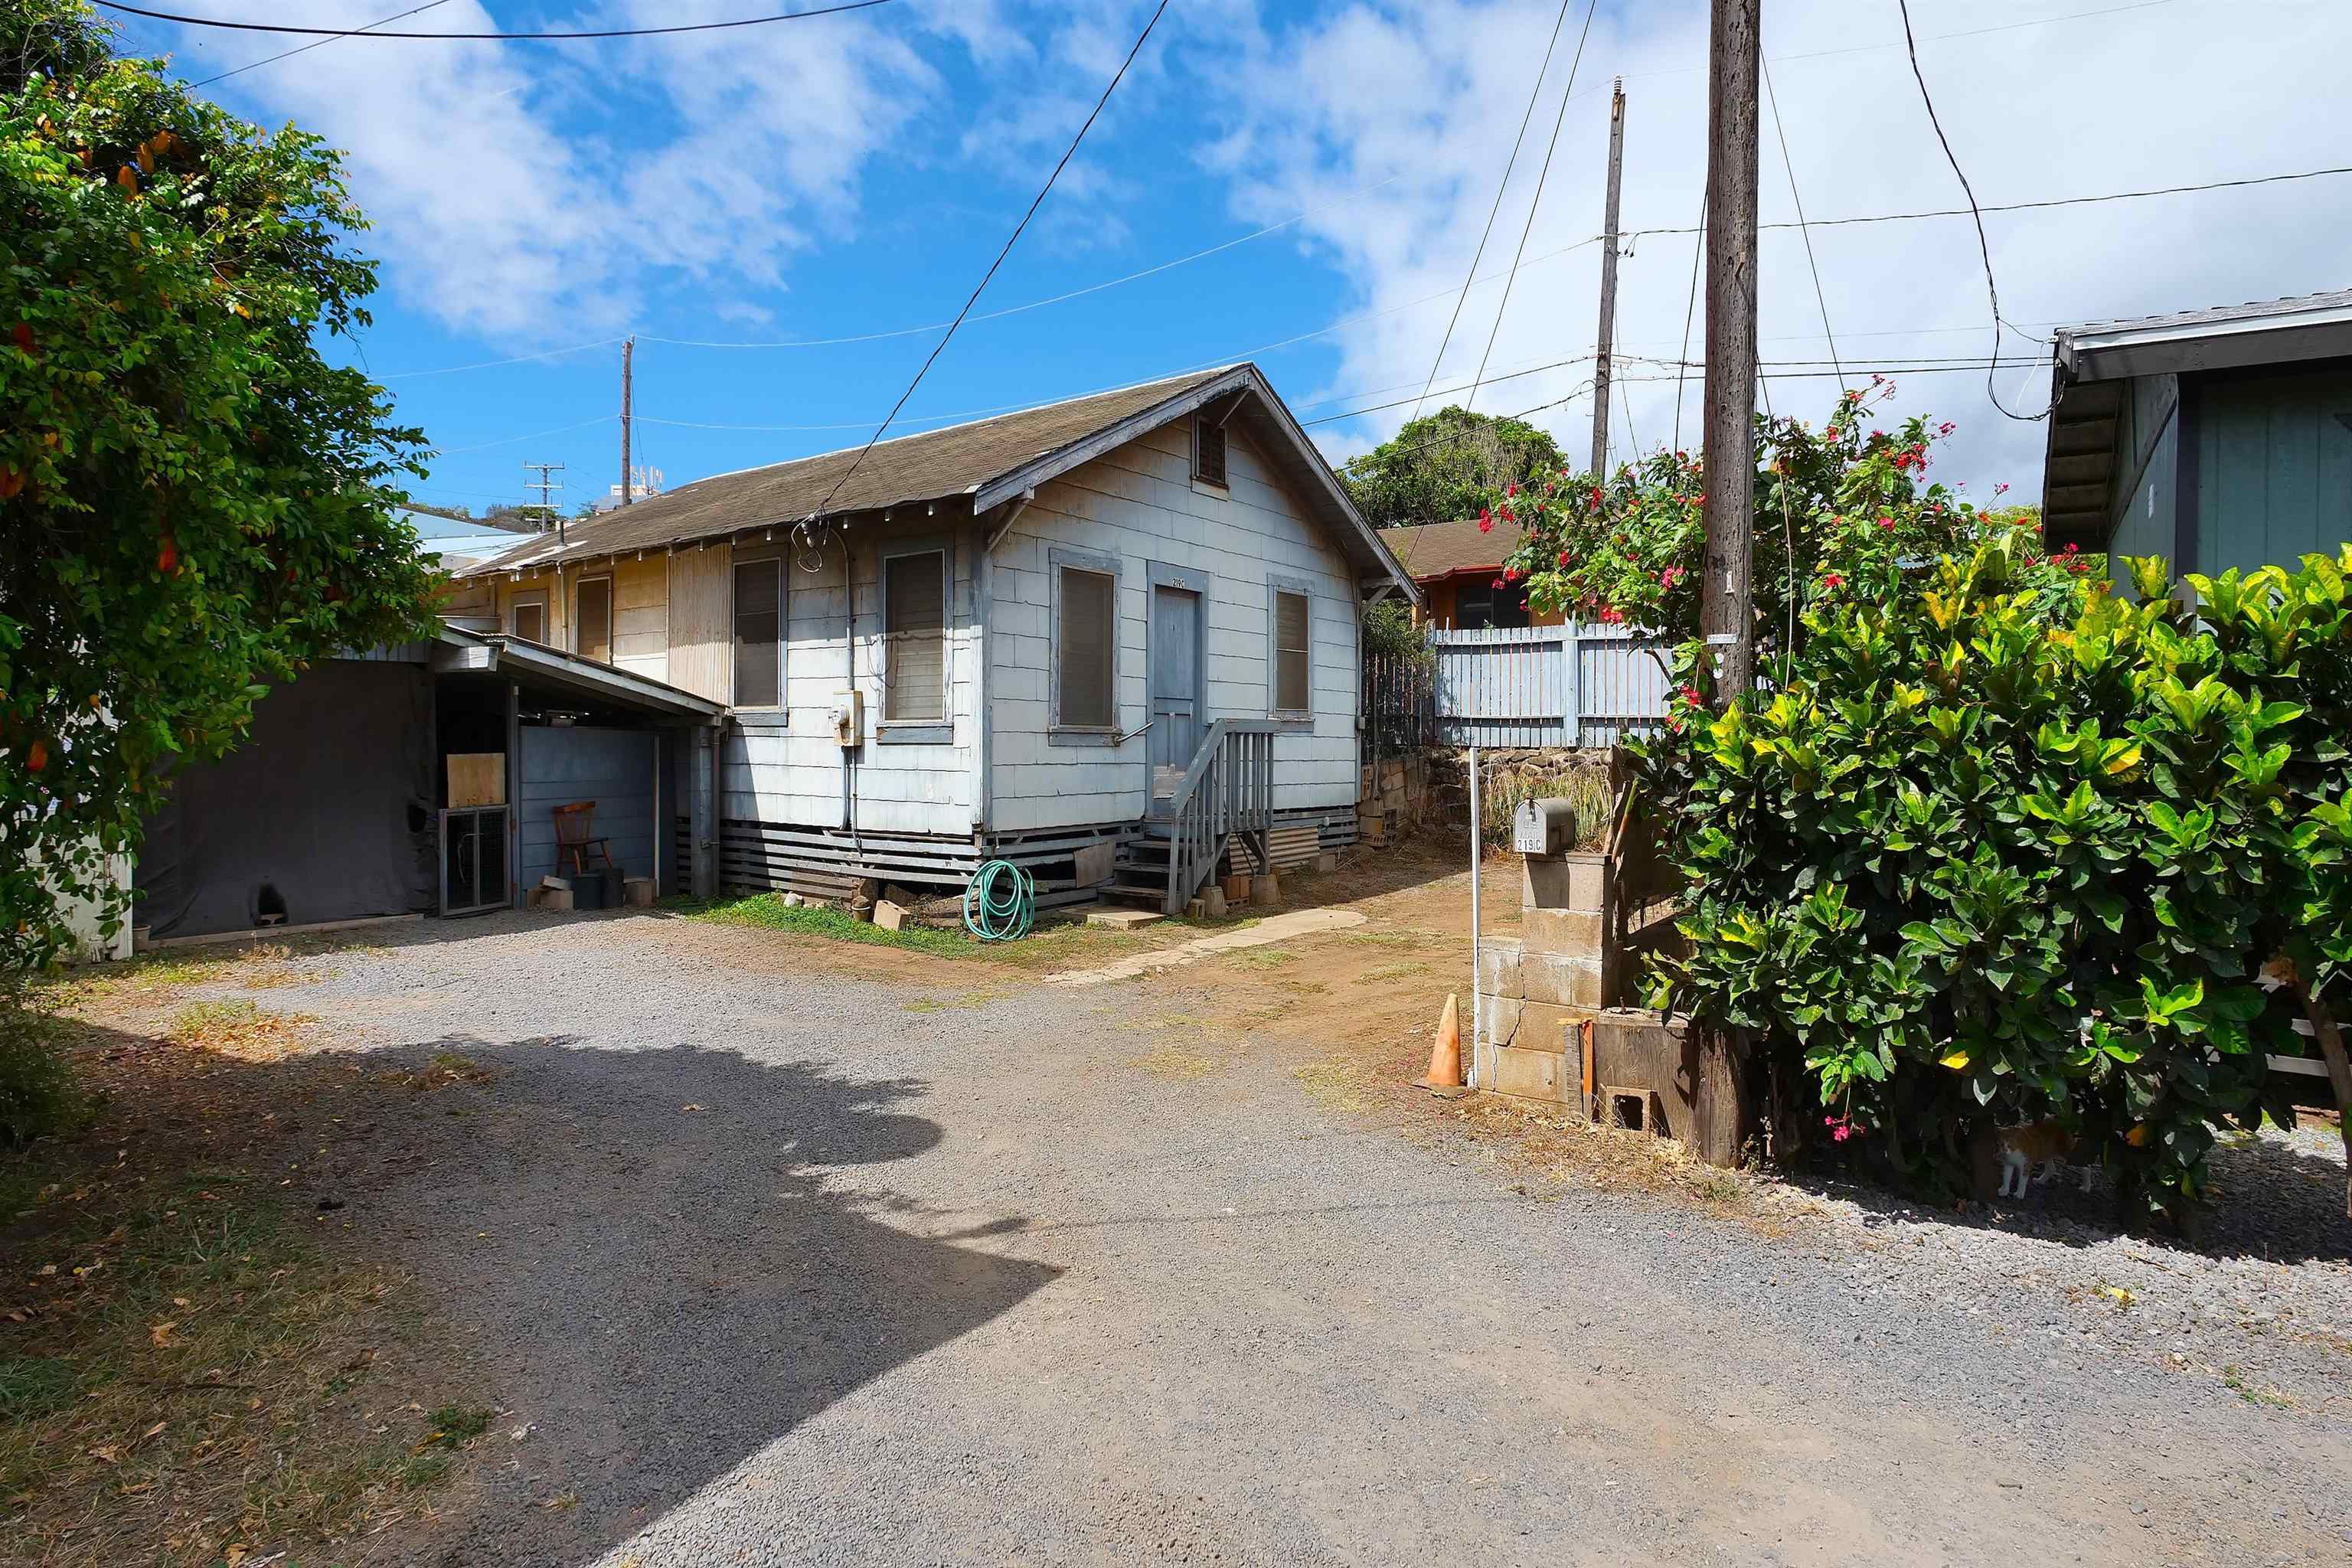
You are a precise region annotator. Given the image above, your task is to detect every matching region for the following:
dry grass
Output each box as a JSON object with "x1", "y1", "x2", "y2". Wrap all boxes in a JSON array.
[
  {"x1": 42, "y1": 943, "x2": 302, "y2": 1012},
  {"x1": 1128, "y1": 1045, "x2": 1224, "y2": 1081},
  {"x1": 0, "y1": 1115, "x2": 475, "y2": 1565},
  {"x1": 1440, "y1": 1093, "x2": 1765, "y2": 1218},
  {"x1": 165, "y1": 1001, "x2": 317, "y2": 1060}
]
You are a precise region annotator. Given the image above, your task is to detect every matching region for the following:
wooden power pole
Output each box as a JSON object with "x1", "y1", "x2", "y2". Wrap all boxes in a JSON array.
[
  {"x1": 1589, "y1": 78, "x2": 1626, "y2": 478},
  {"x1": 1699, "y1": 0, "x2": 1760, "y2": 701},
  {"x1": 619, "y1": 336, "x2": 635, "y2": 508}
]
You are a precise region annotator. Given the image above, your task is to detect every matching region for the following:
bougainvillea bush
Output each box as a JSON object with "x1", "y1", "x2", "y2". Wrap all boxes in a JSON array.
[
  {"x1": 1492, "y1": 379, "x2": 2064, "y2": 664},
  {"x1": 1638, "y1": 538, "x2": 2352, "y2": 1223}
]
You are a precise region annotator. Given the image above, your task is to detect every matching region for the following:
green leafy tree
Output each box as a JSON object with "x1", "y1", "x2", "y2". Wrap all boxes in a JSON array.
[
  {"x1": 1339, "y1": 406, "x2": 1565, "y2": 530},
  {"x1": 2, "y1": 1, "x2": 436, "y2": 977}
]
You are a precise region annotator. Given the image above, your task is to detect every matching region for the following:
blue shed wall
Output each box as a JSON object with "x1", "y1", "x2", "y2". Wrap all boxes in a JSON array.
[{"x1": 2193, "y1": 367, "x2": 2352, "y2": 575}]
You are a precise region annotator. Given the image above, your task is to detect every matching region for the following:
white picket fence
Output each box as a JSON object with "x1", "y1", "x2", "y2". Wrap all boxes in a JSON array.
[{"x1": 1430, "y1": 623, "x2": 1671, "y2": 748}]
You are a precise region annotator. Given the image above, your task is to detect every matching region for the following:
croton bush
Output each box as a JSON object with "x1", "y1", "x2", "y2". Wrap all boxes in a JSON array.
[
  {"x1": 1485, "y1": 390, "x2": 2349, "y2": 1222},
  {"x1": 1639, "y1": 540, "x2": 2352, "y2": 1223}
]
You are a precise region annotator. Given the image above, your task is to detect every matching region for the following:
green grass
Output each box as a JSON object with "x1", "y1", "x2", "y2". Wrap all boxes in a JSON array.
[{"x1": 681, "y1": 894, "x2": 978, "y2": 957}]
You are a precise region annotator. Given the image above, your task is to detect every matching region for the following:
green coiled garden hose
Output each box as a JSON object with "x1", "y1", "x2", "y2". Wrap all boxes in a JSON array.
[{"x1": 962, "y1": 858, "x2": 1036, "y2": 942}]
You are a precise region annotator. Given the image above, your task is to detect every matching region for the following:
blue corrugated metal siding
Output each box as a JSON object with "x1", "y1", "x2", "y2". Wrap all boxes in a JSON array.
[
  {"x1": 1430, "y1": 625, "x2": 1667, "y2": 748},
  {"x1": 2195, "y1": 368, "x2": 2352, "y2": 576},
  {"x1": 518, "y1": 726, "x2": 658, "y2": 890}
]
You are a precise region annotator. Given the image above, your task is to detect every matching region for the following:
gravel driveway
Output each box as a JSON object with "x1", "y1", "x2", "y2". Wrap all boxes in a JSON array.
[{"x1": 251, "y1": 910, "x2": 2349, "y2": 1566}]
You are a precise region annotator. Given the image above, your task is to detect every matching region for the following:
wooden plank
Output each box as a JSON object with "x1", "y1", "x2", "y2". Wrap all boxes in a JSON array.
[{"x1": 447, "y1": 752, "x2": 505, "y2": 808}]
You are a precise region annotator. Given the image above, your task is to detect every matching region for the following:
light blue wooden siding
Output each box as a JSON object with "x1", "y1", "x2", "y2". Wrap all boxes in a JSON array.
[
  {"x1": 988, "y1": 420, "x2": 1360, "y2": 833},
  {"x1": 1431, "y1": 626, "x2": 1668, "y2": 747},
  {"x1": 518, "y1": 726, "x2": 658, "y2": 889},
  {"x1": 719, "y1": 524, "x2": 979, "y2": 837},
  {"x1": 2195, "y1": 368, "x2": 2352, "y2": 576}
]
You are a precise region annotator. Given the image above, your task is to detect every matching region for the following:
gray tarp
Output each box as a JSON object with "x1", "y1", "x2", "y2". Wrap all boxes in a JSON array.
[{"x1": 136, "y1": 660, "x2": 435, "y2": 939}]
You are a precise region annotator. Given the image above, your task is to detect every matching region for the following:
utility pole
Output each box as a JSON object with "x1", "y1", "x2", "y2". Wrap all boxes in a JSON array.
[
  {"x1": 1589, "y1": 77, "x2": 1626, "y2": 479},
  {"x1": 522, "y1": 460, "x2": 565, "y2": 544},
  {"x1": 619, "y1": 336, "x2": 635, "y2": 508},
  {"x1": 1698, "y1": 0, "x2": 1759, "y2": 701}
]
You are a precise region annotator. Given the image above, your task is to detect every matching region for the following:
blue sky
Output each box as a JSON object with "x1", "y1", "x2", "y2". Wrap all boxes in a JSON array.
[{"x1": 115, "y1": 0, "x2": 2352, "y2": 518}]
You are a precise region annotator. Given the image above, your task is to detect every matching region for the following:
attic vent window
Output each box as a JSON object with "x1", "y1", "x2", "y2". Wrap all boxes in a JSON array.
[{"x1": 1193, "y1": 413, "x2": 1228, "y2": 488}]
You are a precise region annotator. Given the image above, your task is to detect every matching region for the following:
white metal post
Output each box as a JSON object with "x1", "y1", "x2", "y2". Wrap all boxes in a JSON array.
[{"x1": 1468, "y1": 744, "x2": 1481, "y2": 1089}]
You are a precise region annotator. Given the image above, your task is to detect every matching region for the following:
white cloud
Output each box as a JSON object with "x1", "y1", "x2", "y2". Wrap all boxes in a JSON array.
[
  {"x1": 188, "y1": 1, "x2": 946, "y2": 338},
  {"x1": 1203, "y1": 0, "x2": 2352, "y2": 492}
]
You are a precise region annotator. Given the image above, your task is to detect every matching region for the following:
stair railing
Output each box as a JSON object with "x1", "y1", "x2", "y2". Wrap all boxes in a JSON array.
[{"x1": 1161, "y1": 718, "x2": 1278, "y2": 913}]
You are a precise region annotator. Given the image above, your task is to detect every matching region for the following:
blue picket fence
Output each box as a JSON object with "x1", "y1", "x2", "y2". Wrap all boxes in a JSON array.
[{"x1": 1429, "y1": 624, "x2": 1671, "y2": 749}]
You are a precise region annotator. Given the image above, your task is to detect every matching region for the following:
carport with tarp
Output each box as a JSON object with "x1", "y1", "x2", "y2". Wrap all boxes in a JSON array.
[{"x1": 135, "y1": 626, "x2": 724, "y2": 942}]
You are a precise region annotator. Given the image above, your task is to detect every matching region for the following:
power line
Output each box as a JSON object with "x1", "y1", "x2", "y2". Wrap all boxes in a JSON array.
[
  {"x1": 379, "y1": 339, "x2": 623, "y2": 381},
  {"x1": 1761, "y1": 57, "x2": 1841, "y2": 394},
  {"x1": 808, "y1": 0, "x2": 1171, "y2": 521},
  {"x1": 190, "y1": 0, "x2": 446, "y2": 87},
  {"x1": 1894, "y1": 0, "x2": 2048, "y2": 423},
  {"x1": 1628, "y1": 163, "x2": 2352, "y2": 244},
  {"x1": 1408, "y1": 0, "x2": 1576, "y2": 426},
  {"x1": 1467, "y1": 0, "x2": 1602, "y2": 413},
  {"x1": 639, "y1": 172, "x2": 1410, "y2": 351},
  {"x1": 96, "y1": 0, "x2": 892, "y2": 41}
]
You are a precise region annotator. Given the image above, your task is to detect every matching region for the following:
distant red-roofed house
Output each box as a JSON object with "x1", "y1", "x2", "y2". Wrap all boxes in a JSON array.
[{"x1": 1380, "y1": 518, "x2": 1563, "y2": 630}]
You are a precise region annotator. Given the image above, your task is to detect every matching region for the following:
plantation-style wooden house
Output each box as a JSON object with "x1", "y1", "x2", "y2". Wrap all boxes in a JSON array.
[{"x1": 446, "y1": 364, "x2": 1417, "y2": 912}]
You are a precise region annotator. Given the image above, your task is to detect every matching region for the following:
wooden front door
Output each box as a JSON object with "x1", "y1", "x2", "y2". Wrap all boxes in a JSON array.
[{"x1": 1148, "y1": 583, "x2": 1202, "y2": 804}]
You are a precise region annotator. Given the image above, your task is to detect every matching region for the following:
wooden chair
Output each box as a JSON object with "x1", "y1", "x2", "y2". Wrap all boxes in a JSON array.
[{"x1": 551, "y1": 802, "x2": 616, "y2": 879}]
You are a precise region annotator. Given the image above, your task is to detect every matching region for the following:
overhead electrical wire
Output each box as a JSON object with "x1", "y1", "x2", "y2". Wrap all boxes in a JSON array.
[
  {"x1": 1762, "y1": 57, "x2": 1842, "y2": 394},
  {"x1": 808, "y1": 0, "x2": 1170, "y2": 520},
  {"x1": 1465, "y1": 0, "x2": 1602, "y2": 413},
  {"x1": 189, "y1": 0, "x2": 446, "y2": 86},
  {"x1": 1893, "y1": 0, "x2": 2048, "y2": 423},
  {"x1": 1406, "y1": 0, "x2": 1577, "y2": 426},
  {"x1": 94, "y1": 0, "x2": 892, "y2": 40}
]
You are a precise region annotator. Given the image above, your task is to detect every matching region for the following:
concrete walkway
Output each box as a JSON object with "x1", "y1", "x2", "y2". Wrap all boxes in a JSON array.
[{"x1": 1049, "y1": 906, "x2": 1367, "y2": 987}]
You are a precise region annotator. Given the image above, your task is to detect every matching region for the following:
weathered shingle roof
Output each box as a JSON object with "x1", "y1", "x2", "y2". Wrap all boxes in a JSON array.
[
  {"x1": 1382, "y1": 517, "x2": 1526, "y2": 580},
  {"x1": 461, "y1": 367, "x2": 1214, "y2": 569}
]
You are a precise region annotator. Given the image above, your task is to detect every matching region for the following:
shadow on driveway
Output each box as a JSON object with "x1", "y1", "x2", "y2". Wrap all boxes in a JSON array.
[{"x1": 312, "y1": 1035, "x2": 1060, "y2": 1564}]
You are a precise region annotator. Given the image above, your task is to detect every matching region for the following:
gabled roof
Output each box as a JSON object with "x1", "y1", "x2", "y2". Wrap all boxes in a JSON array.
[
  {"x1": 456, "y1": 364, "x2": 1416, "y2": 599},
  {"x1": 427, "y1": 625, "x2": 724, "y2": 720},
  {"x1": 1382, "y1": 518, "x2": 1528, "y2": 580}
]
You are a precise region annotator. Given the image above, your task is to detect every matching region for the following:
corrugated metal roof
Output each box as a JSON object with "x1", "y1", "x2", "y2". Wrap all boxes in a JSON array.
[{"x1": 2056, "y1": 287, "x2": 2352, "y2": 341}]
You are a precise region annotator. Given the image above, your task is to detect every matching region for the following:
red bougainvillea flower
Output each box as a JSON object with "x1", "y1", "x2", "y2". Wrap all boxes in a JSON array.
[
  {"x1": 1557, "y1": 550, "x2": 1570, "y2": 567},
  {"x1": 1937, "y1": 420, "x2": 1955, "y2": 436},
  {"x1": 1878, "y1": 517, "x2": 1895, "y2": 531},
  {"x1": 1994, "y1": 481, "x2": 2010, "y2": 496},
  {"x1": 1477, "y1": 507, "x2": 1493, "y2": 534},
  {"x1": 1588, "y1": 486, "x2": 1602, "y2": 511},
  {"x1": 1505, "y1": 480, "x2": 1517, "y2": 498},
  {"x1": 1677, "y1": 684, "x2": 1703, "y2": 705},
  {"x1": 1491, "y1": 578, "x2": 1507, "y2": 590},
  {"x1": 1821, "y1": 573, "x2": 1844, "y2": 590},
  {"x1": 1824, "y1": 1114, "x2": 1857, "y2": 1143},
  {"x1": 1498, "y1": 505, "x2": 1515, "y2": 524},
  {"x1": 157, "y1": 533, "x2": 178, "y2": 573},
  {"x1": 1501, "y1": 567, "x2": 1519, "y2": 583},
  {"x1": 1596, "y1": 606, "x2": 1625, "y2": 626}
]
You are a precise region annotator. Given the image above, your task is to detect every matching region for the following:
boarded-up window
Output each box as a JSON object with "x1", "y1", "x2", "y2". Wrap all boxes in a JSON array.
[
  {"x1": 884, "y1": 550, "x2": 946, "y2": 722},
  {"x1": 575, "y1": 576, "x2": 612, "y2": 665},
  {"x1": 510, "y1": 598, "x2": 546, "y2": 643},
  {"x1": 1194, "y1": 414, "x2": 1228, "y2": 487},
  {"x1": 1273, "y1": 589, "x2": 1311, "y2": 714},
  {"x1": 1057, "y1": 567, "x2": 1116, "y2": 728},
  {"x1": 732, "y1": 558, "x2": 782, "y2": 709}
]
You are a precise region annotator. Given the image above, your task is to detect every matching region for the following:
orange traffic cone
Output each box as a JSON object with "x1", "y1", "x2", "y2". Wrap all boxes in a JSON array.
[{"x1": 1418, "y1": 992, "x2": 1466, "y2": 1095}]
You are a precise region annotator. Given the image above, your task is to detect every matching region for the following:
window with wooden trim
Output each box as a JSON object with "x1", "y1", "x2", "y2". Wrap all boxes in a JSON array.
[
  {"x1": 1193, "y1": 413, "x2": 1228, "y2": 488},
  {"x1": 574, "y1": 575, "x2": 612, "y2": 665},
  {"x1": 508, "y1": 596, "x2": 546, "y2": 643},
  {"x1": 732, "y1": 557, "x2": 782, "y2": 710},
  {"x1": 882, "y1": 550, "x2": 946, "y2": 723},
  {"x1": 1056, "y1": 565, "x2": 1116, "y2": 729},
  {"x1": 1272, "y1": 588, "x2": 1311, "y2": 715}
]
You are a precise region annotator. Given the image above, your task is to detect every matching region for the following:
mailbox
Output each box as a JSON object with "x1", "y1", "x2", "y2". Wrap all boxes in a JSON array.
[{"x1": 1513, "y1": 797, "x2": 1584, "y2": 858}]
